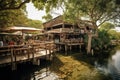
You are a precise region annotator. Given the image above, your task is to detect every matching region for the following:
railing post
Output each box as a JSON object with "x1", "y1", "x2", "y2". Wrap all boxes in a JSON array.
[
  {"x1": 27, "y1": 48, "x2": 30, "y2": 60},
  {"x1": 10, "y1": 46, "x2": 16, "y2": 70}
]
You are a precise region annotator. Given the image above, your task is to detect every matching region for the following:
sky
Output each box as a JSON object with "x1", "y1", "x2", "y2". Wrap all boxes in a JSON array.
[
  {"x1": 26, "y1": 2, "x2": 63, "y2": 22},
  {"x1": 26, "y1": 3, "x2": 46, "y2": 21}
]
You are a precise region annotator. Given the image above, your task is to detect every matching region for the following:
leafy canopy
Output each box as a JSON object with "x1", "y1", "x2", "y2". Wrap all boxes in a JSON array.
[
  {"x1": 26, "y1": 19, "x2": 43, "y2": 29},
  {"x1": 0, "y1": 0, "x2": 119, "y2": 29},
  {"x1": 0, "y1": 9, "x2": 28, "y2": 28},
  {"x1": 99, "y1": 22, "x2": 115, "y2": 31},
  {"x1": 63, "y1": 0, "x2": 120, "y2": 27}
]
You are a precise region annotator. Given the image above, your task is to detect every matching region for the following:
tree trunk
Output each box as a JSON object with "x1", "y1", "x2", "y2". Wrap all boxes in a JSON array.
[
  {"x1": 87, "y1": 34, "x2": 92, "y2": 54},
  {"x1": 87, "y1": 23, "x2": 98, "y2": 54}
]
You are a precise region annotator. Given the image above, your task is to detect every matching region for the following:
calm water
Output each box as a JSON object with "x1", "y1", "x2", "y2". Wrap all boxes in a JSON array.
[
  {"x1": 95, "y1": 47, "x2": 120, "y2": 80},
  {"x1": 0, "y1": 60, "x2": 60, "y2": 80},
  {"x1": 0, "y1": 47, "x2": 120, "y2": 80}
]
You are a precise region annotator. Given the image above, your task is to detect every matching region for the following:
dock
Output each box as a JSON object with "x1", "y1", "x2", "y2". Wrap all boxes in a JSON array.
[
  {"x1": 55, "y1": 41, "x2": 84, "y2": 55},
  {"x1": 0, "y1": 41, "x2": 56, "y2": 70}
]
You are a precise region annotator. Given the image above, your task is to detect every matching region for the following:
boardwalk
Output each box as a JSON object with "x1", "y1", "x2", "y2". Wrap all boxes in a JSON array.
[{"x1": 0, "y1": 41, "x2": 56, "y2": 70}]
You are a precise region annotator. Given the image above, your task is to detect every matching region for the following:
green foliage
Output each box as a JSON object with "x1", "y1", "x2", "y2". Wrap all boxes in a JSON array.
[
  {"x1": 63, "y1": 0, "x2": 120, "y2": 27},
  {"x1": 32, "y1": 0, "x2": 64, "y2": 13},
  {"x1": 0, "y1": 0, "x2": 29, "y2": 11},
  {"x1": 42, "y1": 13, "x2": 52, "y2": 21},
  {"x1": 99, "y1": 22, "x2": 120, "y2": 40},
  {"x1": 99, "y1": 22, "x2": 115, "y2": 31},
  {"x1": 0, "y1": 9, "x2": 43, "y2": 29},
  {"x1": 25, "y1": 19, "x2": 43, "y2": 29},
  {"x1": 108, "y1": 30, "x2": 120, "y2": 40},
  {"x1": 62, "y1": 0, "x2": 119, "y2": 52},
  {"x1": 91, "y1": 30, "x2": 111, "y2": 50},
  {"x1": 0, "y1": 9, "x2": 28, "y2": 28}
]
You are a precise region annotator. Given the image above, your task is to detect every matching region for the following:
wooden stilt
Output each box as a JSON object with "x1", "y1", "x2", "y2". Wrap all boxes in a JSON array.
[
  {"x1": 65, "y1": 45, "x2": 67, "y2": 55},
  {"x1": 50, "y1": 48, "x2": 53, "y2": 61},
  {"x1": 11, "y1": 62, "x2": 17, "y2": 70},
  {"x1": 79, "y1": 45, "x2": 81, "y2": 52},
  {"x1": 27, "y1": 48, "x2": 30, "y2": 60},
  {"x1": 45, "y1": 44, "x2": 48, "y2": 60},
  {"x1": 70, "y1": 45, "x2": 72, "y2": 51},
  {"x1": 32, "y1": 46, "x2": 35, "y2": 61},
  {"x1": 46, "y1": 48, "x2": 51, "y2": 60},
  {"x1": 10, "y1": 47, "x2": 14, "y2": 65},
  {"x1": 10, "y1": 47, "x2": 17, "y2": 70},
  {"x1": 60, "y1": 45, "x2": 61, "y2": 51},
  {"x1": 32, "y1": 58, "x2": 40, "y2": 65},
  {"x1": 14, "y1": 50, "x2": 17, "y2": 64},
  {"x1": 58, "y1": 45, "x2": 60, "y2": 51},
  {"x1": 91, "y1": 49, "x2": 94, "y2": 56}
]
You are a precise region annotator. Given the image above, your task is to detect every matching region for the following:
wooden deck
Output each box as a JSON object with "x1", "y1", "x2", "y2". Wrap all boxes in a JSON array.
[
  {"x1": 56, "y1": 42, "x2": 84, "y2": 45},
  {"x1": 0, "y1": 49, "x2": 52, "y2": 65},
  {"x1": 55, "y1": 40, "x2": 84, "y2": 55},
  {"x1": 0, "y1": 42, "x2": 56, "y2": 70}
]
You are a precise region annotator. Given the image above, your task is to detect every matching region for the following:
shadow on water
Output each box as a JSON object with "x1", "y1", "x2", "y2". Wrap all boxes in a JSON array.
[
  {"x1": 0, "y1": 46, "x2": 120, "y2": 80},
  {"x1": 0, "y1": 59, "x2": 62, "y2": 80},
  {"x1": 49, "y1": 55, "x2": 64, "y2": 73},
  {"x1": 63, "y1": 48, "x2": 119, "y2": 80}
]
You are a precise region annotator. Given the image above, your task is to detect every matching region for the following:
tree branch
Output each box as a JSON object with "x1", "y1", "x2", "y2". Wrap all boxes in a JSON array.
[
  {"x1": 98, "y1": 13, "x2": 119, "y2": 27},
  {"x1": 0, "y1": 0, "x2": 30, "y2": 11}
]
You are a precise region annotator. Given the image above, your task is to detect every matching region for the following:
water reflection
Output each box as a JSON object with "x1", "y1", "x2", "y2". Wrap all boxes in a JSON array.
[
  {"x1": 108, "y1": 50, "x2": 120, "y2": 80},
  {"x1": 1, "y1": 48, "x2": 120, "y2": 80},
  {"x1": 0, "y1": 60, "x2": 60, "y2": 80},
  {"x1": 31, "y1": 68, "x2": 60, "y2": 80},
  {"x1": 95, "y1": 49, "x2": 120, "y2": 80}
]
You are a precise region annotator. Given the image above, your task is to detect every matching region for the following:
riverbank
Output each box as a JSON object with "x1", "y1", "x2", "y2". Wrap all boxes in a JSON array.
[{"x1": 50, "y1": 52, "x2": 112, "y2": 80}]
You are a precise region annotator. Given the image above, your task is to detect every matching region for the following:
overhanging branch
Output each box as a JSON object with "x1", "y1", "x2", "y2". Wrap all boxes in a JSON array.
[{"x1": 0, "y1": 0, "x2": 30, "y2": 11}]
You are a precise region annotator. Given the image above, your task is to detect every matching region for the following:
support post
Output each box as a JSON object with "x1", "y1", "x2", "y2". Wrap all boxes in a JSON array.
[
  {"x1": 59, "y1": 45, "x2": 62, "y2": 51},
  {"x1": 79, "y1": 45, "x2": 81, "y2": 52},
  {"x1": 32, "y1": 58, "x2": 40, "y2": 65},
  {"x1": 70, "y1": 45, "x2": 72, "y2": 51},
  {"x1": 32, "y1": 45, "x2": 35, "y2": 61},
  {"x1": 10, "y1": 47, "x2": 17, "y2": 70},
  {"x1": 11, "y1": 63, "x2": 17, "y2": 71},
  {"x1": 27, "y1": 48, "x2": 30, "y2": 60},
  {"x1": 65, "y1": 44, "x2": 67, "y2": 55},
  {"x1": 91, "y1": 49, "x2": 94, "y2": 56}
]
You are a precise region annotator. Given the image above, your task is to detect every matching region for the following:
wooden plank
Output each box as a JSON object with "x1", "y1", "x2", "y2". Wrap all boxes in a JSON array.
[
  {"x1": 0, "y1": 42, "x2": 55, "y2": 66},
  {"x1": 0, "y1": 49, "x2": 52, "y2": 65}
]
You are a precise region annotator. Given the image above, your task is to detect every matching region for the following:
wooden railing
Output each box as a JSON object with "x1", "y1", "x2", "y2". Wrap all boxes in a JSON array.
[
  {"x1": 0, "y1": 42, "x2": 56, "y2": 65},
  {"x1": 60, "y1": 38, "x2": 84, "y2": 44}
]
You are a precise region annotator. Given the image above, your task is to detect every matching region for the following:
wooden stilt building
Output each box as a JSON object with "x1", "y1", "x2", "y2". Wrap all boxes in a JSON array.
[{"x1": 43, "y1": 16, "x2": 93, "y2": 54}]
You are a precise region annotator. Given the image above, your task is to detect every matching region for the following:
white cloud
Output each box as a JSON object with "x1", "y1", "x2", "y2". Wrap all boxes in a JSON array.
[
  {"x1": 26, "y1": 2, "x2": 63, "y2": 22},
  {"x1": 26, "y1": 2, "x2": 46, "y2": 21}
]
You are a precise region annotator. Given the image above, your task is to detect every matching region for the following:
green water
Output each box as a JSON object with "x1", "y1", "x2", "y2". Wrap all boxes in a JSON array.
[{"x1": 0, "y1": 46, "x2": 120, "y2": 80}]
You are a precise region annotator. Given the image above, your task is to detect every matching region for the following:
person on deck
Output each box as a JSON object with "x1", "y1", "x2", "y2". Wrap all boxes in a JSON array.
[{"x1": 8, "y1": 40, "x2": 15, "y2": 45}]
